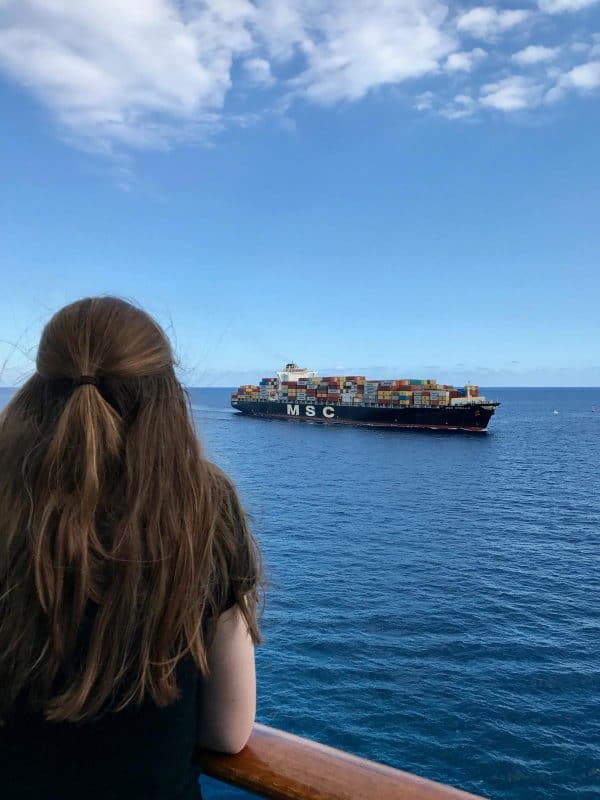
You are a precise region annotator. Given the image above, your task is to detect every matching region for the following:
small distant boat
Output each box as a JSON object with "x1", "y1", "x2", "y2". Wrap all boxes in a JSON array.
[{"x1": 553, "y1": 409, "x2": 560, "y2": 415}]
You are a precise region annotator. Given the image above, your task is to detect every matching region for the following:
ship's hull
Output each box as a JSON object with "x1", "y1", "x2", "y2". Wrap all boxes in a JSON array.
[{"x1": 231, "y1": 399, "x2": 498, "y2": 432}]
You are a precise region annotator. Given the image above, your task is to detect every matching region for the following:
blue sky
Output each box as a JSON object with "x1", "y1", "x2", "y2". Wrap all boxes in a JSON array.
[{"x1": 1, "y1": 1, "x2": 599, "y2": 387}]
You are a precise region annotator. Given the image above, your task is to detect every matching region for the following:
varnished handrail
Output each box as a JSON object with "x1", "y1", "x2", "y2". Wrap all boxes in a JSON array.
[{"x1": 195, "y1": 723, "x2": 487, "y2": 800}]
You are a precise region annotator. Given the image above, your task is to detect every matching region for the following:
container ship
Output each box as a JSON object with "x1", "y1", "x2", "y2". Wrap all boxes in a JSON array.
[{"x1": 231, "y1": 364, "x2": 499, "y2": 432}]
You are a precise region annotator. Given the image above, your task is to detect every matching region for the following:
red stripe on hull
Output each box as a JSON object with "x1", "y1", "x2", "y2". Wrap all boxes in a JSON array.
[{"x1": 236, "y1": 412, "x2": 487, "y2": 433}]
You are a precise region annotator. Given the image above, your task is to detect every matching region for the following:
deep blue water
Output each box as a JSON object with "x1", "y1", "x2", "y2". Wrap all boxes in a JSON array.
[
  {"x1": 190, "y1": 388, "x2": 600, "y2": 800},
  {"x1": 1, "y1": 387, "x2": 598, "y2": 799}
]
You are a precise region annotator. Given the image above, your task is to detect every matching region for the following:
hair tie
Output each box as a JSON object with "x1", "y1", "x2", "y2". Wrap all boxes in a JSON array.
[{"x1": 74, "y1": 375, "x2": 99, "y2": 387}]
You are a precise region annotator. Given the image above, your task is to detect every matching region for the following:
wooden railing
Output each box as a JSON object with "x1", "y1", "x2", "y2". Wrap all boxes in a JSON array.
[{"x1": 195, "y1": 723, "x2": 487, "y2": 800}]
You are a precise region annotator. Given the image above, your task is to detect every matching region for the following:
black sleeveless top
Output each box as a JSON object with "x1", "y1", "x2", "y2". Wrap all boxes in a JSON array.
[
  {"x1": 0, "y1": 587, "x2": 242, "y2": 800},
  {"x1": 1, "y1": 654, "x2": 203, "y2": 800},
  {"x1": 1, "y1": 489, "x2": 255, "y2": 798}
]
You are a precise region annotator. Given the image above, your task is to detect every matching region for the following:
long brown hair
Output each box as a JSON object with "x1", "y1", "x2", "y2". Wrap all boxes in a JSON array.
[{"x1": 0, "y1": 297, "x2": 262, "y2": 723}]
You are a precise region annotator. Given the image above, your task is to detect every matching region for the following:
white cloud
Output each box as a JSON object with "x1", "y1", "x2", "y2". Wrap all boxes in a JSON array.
[
  {"x1": 243, "y1": 57, "x2": 275, "y2": 86},
  {"x1": 538, "y1": 0, "x2": 600, "y2": 13},
  {"x1": 440, "y1": 106, "x2": 472, "y2": 118},
  {"x1": 512, "y1": 44, "x2": 560, "y2": 64},
  {"x1": 566, "y1": 60, "x2": 600, "y2": 87},
  {"x1": 546, "y1": 60, "x2": 600, "y2": 102},
  {"x1": 480, "y1": 75, "x2": 544, "y2": 110},
  {"x1": 0, "y1": 0, "x2": 456, "y2": 147},
  {"x1": 445, "y1": 47, "x2": 487, "y2": 72},
  {"x1": 0, "y1": 0, "x2": 598, "y2": 148},
  {"x1": 0, "y1": 0, "x2": 255, "y2": 150},
  {"x1": 251, "y1": 0, "x2": 310, "y2": 62},
  {"x1": 285, "y1": 1, "x2": 455, "y2": 104},
  {"x1": 440, "y1": 93, "x2": 476, "y2": 117},
  {"x1": 456, "y1": 7, "x2": 531, "y2": 39},
  {"x1": 415, "y1": 90, "x2": 436, "y2": 110}
]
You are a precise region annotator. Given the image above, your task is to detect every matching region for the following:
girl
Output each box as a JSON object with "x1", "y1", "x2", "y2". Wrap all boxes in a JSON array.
[{"x1": 0, "y1": 296, "x2": 262, "y2": 799}]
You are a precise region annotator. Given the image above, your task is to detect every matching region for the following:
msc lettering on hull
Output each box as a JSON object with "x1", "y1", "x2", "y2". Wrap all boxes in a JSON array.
[{"x1": 287, "y1": 404, "x2": 335, "y2": 419}]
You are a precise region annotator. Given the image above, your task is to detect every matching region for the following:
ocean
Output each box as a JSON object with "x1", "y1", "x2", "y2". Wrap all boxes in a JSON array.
[
  {"x1": 1, "y1": 387, "x2": 598, "y2": 799},
  {"x1": 192, "y1": 388, "x2": 599, "y2": 800}
]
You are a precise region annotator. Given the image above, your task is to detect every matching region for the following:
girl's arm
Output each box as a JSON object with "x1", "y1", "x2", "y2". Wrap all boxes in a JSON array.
[{"x1": 196, "y1": 602, "x2": 256, "y2": 754}]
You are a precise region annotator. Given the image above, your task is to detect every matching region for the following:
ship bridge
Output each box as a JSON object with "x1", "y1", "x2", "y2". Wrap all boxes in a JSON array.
[{"x1": 276, "y1": 363, "x2": 318, "y2": 383}]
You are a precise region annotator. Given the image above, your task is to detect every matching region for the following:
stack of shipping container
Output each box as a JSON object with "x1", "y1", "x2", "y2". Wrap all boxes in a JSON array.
[
  {"x1": 235, "y1": 384, "x2": 260, "y2": 400},
  {"x1": 259, "y1": 377, "x2": 277, "y2": 400},
  {"x1": 234, "y1": 375, "x2": 479, "y2": 407}
]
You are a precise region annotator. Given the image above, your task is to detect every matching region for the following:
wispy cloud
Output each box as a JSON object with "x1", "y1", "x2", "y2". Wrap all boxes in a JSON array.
[
  {"x1": 456, "y1": 7, "x2": 531, "y2": 40},
  {"x1": 439, "y1": 94, "x2": 477, "y2": 120},
  {"x1": 565, "y1": 59, "x2": 600, "y2": 87},
  {"x1": 444, "y1": 47, "x2": 487, "y2": 72},
  {"x1": 242, "y1": 57, "x2": 275, "y2": 87},
  {"x1": 538, "y1": 0, "x2": 600, "y2": 13},
  {"x1": 415, "y1": 90, "x2": 437, "y2": 111},
  {"x1": 512, "y1": 44, "x2": 561, "y2": 64},
  {"x1": 0, "y1": 0, "x2": 598, "y2": 151},
  {"x1": 480, "y1": 75, "x2": 544, "y2": 111},
  {"x1": 439, "y1": 93, "x2": 477, "y2": 118},
  {"x1": 275, "y1": 0, "x2": 455, "y2": 104},
  {"x1": 0, "y1": 0, "x2": 255, "y2": 151},
  {"x1": 546, "y1": 59, "x2": 600, "y2": 101}
]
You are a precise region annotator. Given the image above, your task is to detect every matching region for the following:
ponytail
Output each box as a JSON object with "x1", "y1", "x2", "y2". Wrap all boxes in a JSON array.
[{"x1": 32, "y1": 383, "x2": 122, "y2": 684}]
